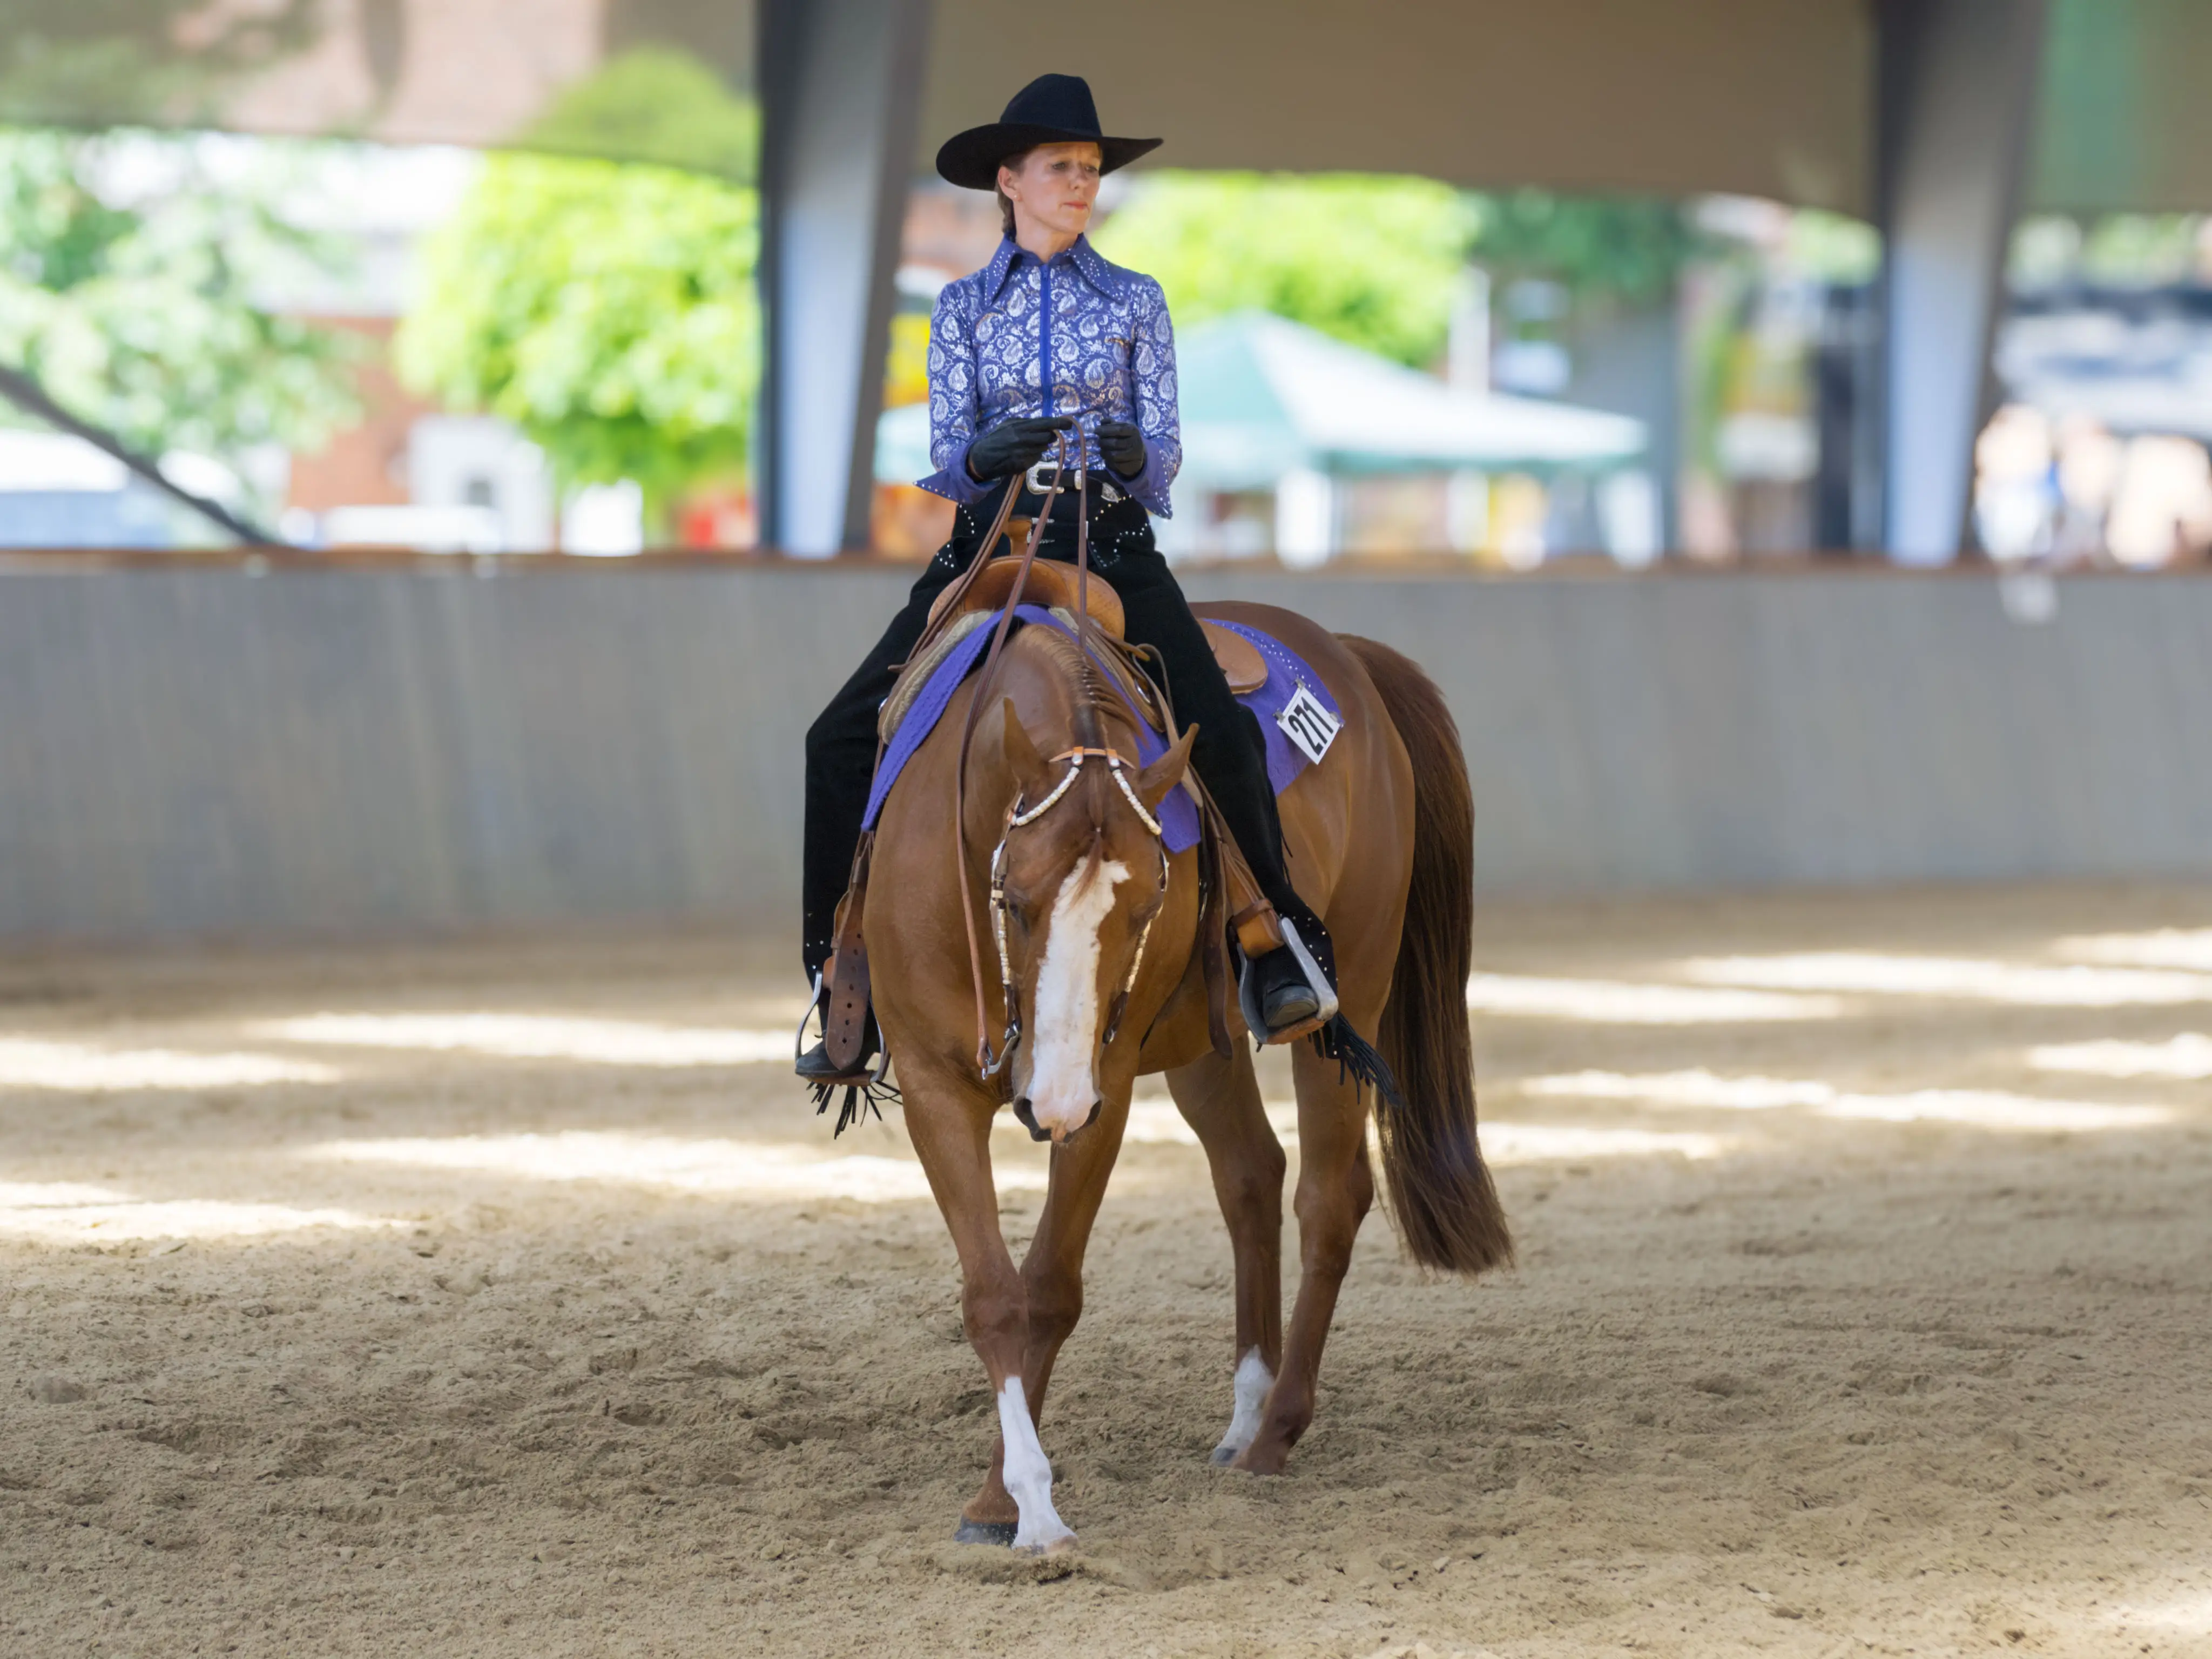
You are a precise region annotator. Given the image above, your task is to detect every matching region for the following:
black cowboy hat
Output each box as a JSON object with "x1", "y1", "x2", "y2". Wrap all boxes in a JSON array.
[{"x1": 935, "y1": 73, "x2": 1161, "y2": 191}]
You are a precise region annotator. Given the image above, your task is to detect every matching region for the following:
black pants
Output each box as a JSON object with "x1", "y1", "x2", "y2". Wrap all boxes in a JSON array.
[{"x1": 801, "y1": 482, "x2": 1305, "y2": 978}]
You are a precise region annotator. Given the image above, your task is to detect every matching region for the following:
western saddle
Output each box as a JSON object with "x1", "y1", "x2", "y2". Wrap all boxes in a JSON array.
[{"x1": 922, "y1": 552, "x2": 1269, "y2": 693}]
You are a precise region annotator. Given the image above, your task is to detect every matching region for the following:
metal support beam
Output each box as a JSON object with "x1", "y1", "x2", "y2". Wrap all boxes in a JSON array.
[
  {"x1": 1876, "y1": 0, "x2": 2048, "y2": 562},
  {"x1": 757, "y1": 0, "x2": 933, "y2": 556}
]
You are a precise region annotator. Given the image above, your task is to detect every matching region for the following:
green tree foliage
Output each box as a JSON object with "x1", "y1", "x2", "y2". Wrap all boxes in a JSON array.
[
  {"x1": 1466, "y1": 188, "x2": 1698, "y2": 308},
  {"x1": 0, "y1": 126, "x2": 360, "y2": 469},
  {"x1": 521, "y1": 46, "x2": 757, "y2": 180},
  {"x1": 1095, "y1": 173, "x2": 1477, "y2": 367},
  {"x1": 1097, "y1": 174, "x2": 1698, "y2": 368},
  {"x1": 2009, "y1": 211, "x2": 2212, "y2": 289},
  {"x1": 394, "y1": 53, "x2": 760, "y2": 525}
]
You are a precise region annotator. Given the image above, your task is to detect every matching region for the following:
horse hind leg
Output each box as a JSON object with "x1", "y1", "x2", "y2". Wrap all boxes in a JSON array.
[
  {"x1": 1234, "y1": 1041, "x2": 1375, "y2": 1475},
  {"x1": 1165, "y1": 1045, "x2": 1285, "y2": 1465}
]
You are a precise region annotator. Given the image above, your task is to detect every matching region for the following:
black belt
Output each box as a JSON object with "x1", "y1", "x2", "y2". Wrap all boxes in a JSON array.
[{"x1": 981, "y1": 477, "x2": 1137, "y2": 524}]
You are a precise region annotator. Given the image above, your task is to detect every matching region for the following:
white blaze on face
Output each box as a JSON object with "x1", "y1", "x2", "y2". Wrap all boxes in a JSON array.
[
  {"x1": 996, "y1": 1377, "x2": 1075, "y2": 1551},
  {"x1": 1024, "y1": 856, "x2": 1130, "y2": 1138}
]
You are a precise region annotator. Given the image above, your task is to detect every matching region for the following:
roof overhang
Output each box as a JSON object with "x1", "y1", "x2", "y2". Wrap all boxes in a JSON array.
[
  {"x1": 11, "y1": 2, "x2": 2212, "y2": 218},
  {"x1": 921, "y1": 0, "x2": 1872, "y2": 213}
]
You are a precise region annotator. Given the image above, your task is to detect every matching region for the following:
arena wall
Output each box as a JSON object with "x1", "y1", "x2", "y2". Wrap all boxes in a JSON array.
[{"x1": 1, "y1": 564, "x2": 2206, "y2": 947}]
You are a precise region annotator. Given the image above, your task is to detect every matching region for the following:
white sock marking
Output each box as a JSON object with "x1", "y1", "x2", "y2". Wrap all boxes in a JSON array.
[
  {"x1": 1213, "y1": 1347, "x2": 1274, "y2": 1461},
  {"x1": 996, "y1": 1377, "x2": 1074, "y2": 1550},
  {"x1": 1025, "y1": 858, "x2": 1130, "y2": 1137}
]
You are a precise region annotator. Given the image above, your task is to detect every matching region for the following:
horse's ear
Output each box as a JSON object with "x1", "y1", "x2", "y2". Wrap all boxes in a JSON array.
[
  {"x1": 1134, "y1": 723, "x2": 1196, "y2": 812},
  {"x1": 1000, "y1": 698, "x2": 1054, "y2": 796}
]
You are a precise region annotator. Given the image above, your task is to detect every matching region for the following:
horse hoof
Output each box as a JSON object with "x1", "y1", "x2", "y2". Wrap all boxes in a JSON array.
[
  {"x1": 954, "y1": 1519, "x2": 1018, "y2": 1547},
  {"x1": 1232, "y1": 1445, "x2": 1290, "y2": 1476}
]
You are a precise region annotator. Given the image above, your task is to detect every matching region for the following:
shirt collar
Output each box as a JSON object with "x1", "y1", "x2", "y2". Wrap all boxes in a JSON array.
[
  {"x1": 980, "y1": 238, "x2": 1020, "y2": 302},
  {"x1": 982, "y1": 235, "x2": 1125, "y2": 304}
]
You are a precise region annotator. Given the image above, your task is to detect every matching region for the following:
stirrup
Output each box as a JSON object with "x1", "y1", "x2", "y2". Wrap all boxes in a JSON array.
[
  {"x1": 1233, "y1": 917, "x2": 1404, "y2": 1108},
  {"x1": 794, "y1": 970, "x2": 897, "y2": 1134},
  {"x1": 1236, "y1": 918, "x2": 1339, "y2": 1047}
]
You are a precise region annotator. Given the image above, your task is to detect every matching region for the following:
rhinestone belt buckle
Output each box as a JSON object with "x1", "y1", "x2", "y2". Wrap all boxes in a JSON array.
[
  {"x1": 1022, "y1": 461, "x2": 1121, "y2": 505},
  {"x1": 1024, "y1": 456, "x2": 1086, "y2": 496}
]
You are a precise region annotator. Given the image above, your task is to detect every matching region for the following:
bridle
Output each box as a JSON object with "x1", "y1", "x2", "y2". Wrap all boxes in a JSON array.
[
  {"x1": 940, "y1": 427, "x2": 1178, "y2": 1084},
  {"x1": 982, "y1": 745, "x2": 1169, "y2": 1080}
]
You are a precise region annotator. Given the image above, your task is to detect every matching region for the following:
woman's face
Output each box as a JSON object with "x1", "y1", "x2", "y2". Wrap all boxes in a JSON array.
[{"x1": 999, "y1": 141, "x2": 1103, "y2": 242}]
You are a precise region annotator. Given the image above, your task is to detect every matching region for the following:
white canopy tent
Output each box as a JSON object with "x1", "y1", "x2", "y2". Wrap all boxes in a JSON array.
[{"x1": 1174, "y1": 312, "x2": 1644, "y2": 491}]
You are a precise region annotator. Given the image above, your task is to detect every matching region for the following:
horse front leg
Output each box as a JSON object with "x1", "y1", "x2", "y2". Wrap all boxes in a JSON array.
[
  {"x1": 900, "y1": 1061, "x2": 1076, "y2": 1553},
  {"x1": 1235, "y1": 1043, "x2": 1374, "y2": 1475},
  {"x1": 953, "y1": 1088, "x2": 1129, "y2": 1543},
  {"x1": 1165, "y1": 1045, "x2": 1285, "y2": 1464}
]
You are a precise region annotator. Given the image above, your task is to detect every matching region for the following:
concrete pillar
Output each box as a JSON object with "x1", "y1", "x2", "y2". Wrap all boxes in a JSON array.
[
  {"x1": 757, "y1": 0, "x2": 933, "y2": 556},
  {"x1": 1876, "y1": 0, "x2": 2049, "y2": 562}
]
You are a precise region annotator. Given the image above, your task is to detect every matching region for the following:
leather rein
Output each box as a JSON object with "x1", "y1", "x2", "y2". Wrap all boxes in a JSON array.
[{"x1": 945, "y1": 433, "x2": 1172, "y2": 1082}]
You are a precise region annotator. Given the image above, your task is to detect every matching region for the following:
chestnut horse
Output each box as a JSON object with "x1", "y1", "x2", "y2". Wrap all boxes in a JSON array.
[{"x1": 867, "y1": 601, "x2": 1511, "y2": 1550}]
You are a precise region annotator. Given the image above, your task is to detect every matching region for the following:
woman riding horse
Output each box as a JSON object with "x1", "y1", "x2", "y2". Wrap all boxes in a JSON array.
[{"x1": 798, "y1": 73, "x2": 1336, "y2": 1084}]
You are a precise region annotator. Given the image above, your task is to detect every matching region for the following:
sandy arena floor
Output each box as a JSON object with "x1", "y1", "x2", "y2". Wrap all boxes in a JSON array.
[{"x1": 3, "y1": 884, "x2": 2212, "y2": 1657}]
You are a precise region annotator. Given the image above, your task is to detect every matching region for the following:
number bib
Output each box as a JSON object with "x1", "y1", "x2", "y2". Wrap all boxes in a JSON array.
[{"x1": 1275, "y1": 683, "x2": 1342, "y2": 766}]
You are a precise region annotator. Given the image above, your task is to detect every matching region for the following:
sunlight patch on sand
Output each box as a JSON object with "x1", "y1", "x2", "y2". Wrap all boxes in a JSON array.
[
  {"x1": 1524, "y1": 1070, "x2": 1833, "y2": 1110},
  {"x1": 1821, "y1": 1090, "x2": 2170, "y2": 1131},
  {"x1": 0, "y1": 1038, "x2": 336, "y2": 1093},
  {"x1": 1119, "y1": 1102, "x2": 1200, "y2": 1145},
  {"x1": 2057, "y1": 929, "x2": 2212, "y2": 971},
  {"x1": 0, "y1": 1181, "x2": 132, "y2": 1207},
  {"x1": 1072, "y1": 1101, "x2": 1303, "y2": 1147},
  {"x1": 0, "y1": 1181, "x2": 396, "y2": 1242},
  {"x1": 1681, "y1": 952, "x2": 2212, "y2": 1007},
  {"x1": 1466, "y1": 974, "x2": 1844, "y2": 1024},
  {"x1": 305, "y1": 1130, "x2": 1046, "y2": 1202},
  {"x1": 259, "y1": 1014, "x2": 791, "y2": 1067},
  {"x1": 1524, "y1": 1069, "x2": 2173, "y2": 1132},
  {"x1": 1036, "y1": 1103, "x2": 1728, "y2": 1163},
  {"x1": 1478, "y1": 1122, "x2": 1732, "y2": 1162},
  {"x1": 2109, "y1": 1589, "x2": 2212, "y2": 1633},
  {"x1": 2029, "y1": 1034, "x2": 2212, "y2": 1080},
  {"x1": 1122, "y1": 1105, "x2": 1732, "y2": 1162}
]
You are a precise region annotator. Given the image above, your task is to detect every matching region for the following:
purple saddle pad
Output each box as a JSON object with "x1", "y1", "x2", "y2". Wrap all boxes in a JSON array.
[{"x1": 861, "y1": 607, "x2": 1341, "y2": 855}]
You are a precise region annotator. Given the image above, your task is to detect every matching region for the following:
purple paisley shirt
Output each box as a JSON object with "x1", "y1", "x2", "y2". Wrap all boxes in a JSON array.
[{"x1": 919, "y1": 235, "x2": 1181, "y2": 518}]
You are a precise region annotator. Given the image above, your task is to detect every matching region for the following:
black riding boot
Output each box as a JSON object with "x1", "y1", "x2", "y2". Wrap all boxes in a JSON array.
[
  {"x1": 794, "y1": 976, "x2": 879, "y2": 1083},
  {"x1": 793, "y1": 535, "x2": 977, "y2": 1085},
  {"x1": 1180, "y1": 701, "x2": 1330, "y2": 1033},
  {"x1": 1106, "y1": 547, "x2": 1342, "y2": 1040}
]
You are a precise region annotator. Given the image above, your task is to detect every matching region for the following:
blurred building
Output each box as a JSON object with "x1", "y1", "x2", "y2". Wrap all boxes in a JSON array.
[
  {"x1": 19, "y1": 2, "x2": 2212, "y2": 562},
  {"x1": 1977, "y1": 279, "x2": 2212, "y2": 567},
  {"x1": 261, "y1": 146, "x2": 588, "y2": 555}
]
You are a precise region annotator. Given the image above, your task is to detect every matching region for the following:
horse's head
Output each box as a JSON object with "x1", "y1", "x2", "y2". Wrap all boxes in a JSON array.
[{"x1": 994, "y1": 698, "x2": 1192, "y2": 1143}]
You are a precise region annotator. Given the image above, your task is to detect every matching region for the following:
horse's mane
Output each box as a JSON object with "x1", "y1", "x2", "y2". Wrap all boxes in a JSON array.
[{"x1": 1008, "y1": 622, "x2": 1139, "y2": 755}]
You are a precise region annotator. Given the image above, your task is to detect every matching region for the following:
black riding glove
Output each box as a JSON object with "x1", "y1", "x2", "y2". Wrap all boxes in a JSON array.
[
  {"x1": 965, "y1": 416, "x2": 1077, "y2": 482},
  {"x1": 1096, "y1": 419, "x2": 1147, "y2": 480}
]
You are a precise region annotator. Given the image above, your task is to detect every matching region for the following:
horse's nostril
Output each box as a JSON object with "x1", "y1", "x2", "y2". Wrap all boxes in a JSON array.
[
  {"x1": 1012, "y1": 1098, "x2": 1051, "y2": 1143},
  {"x1": 1082, "y1": 1098, "x2": 1103, "y2": 1130}
]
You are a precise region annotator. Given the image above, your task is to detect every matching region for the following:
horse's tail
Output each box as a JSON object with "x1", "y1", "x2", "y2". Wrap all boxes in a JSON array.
[{"x1": 1338, "y1": 636, "x2": 1513, "y2": 1277}]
